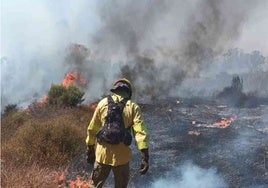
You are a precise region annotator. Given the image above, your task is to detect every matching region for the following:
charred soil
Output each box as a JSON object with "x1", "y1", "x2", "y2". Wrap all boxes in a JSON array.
[{"x1": 133, "y1": 98, "x2": 268, "y2": 187}]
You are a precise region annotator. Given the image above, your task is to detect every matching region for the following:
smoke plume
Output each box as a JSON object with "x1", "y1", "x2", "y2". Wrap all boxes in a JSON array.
[
  {"x1": 91, "y1": 0, "x2": 264, "y2": 100},
  {"x1": 1, "y1": 0, "x2": 267, "y2": 109}
]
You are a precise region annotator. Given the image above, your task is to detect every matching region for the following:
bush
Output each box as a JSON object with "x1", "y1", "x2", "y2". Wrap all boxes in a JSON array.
[
  {"x1": 2, "y1": 104, "x2": 18, "y2": 116},
  {"x1": 48, "y1": 84, "x2": 85, "y2": 107},
  {"x1": 1, "y1": 103, "x2": 95, "y2": 187},
  {"x1": 2, "y1": 115, "x2": 86, "y2": 168},
  {"x1": 62, "y1": 86, "x2": 85, "y2": 107},
  {"x1": 47, "y1": 84, "x2": 66, "y2": 106},
  {"x1": 1, "y1": 111, "x2": 29, "y2": 143}
]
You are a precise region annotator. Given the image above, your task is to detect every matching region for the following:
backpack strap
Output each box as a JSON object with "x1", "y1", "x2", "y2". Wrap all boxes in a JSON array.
[
  {"x1": 107, "y1": 95, "x2": 128, "y2": 107},
  {"x1": 106, "y1": 95, "x2": 128, "y2": 127},
  {"x1": 107, "y1": 95, "x2": 114, "y2": 106}
]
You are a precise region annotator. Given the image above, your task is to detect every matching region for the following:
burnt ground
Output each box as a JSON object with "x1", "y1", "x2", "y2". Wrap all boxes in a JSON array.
[
  {"x1": 129, "y1": 98, "x2": 268, "y2": 188},
  {"x1": 65, "y1": 97, "x2": 268, "y2": 188}
]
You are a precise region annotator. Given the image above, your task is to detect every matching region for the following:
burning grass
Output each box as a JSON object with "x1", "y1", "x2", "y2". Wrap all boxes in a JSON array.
[
  {"x1": 212, "y1": 116, "x2": 236, "y2": 128},
  {"x1": 58, "y1": 167, "x2": 93, "y2": 188}
]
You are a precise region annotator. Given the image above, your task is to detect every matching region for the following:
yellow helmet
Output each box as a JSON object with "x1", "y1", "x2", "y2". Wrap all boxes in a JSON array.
[{"x1": 110, "y1": 78, "x2": 132, "y2": 98}]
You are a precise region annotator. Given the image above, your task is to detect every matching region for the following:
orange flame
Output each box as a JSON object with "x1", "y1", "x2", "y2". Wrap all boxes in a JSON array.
[
  {"x1": 62, "y1": 72, "x2": 87, "y2": 87},
  {"x1": 213, "y1": 116, "x2": 236, "y2": 128},
  {"x1": 57, "y1": 168, "x2": 93, "y2": 188},
  {"x1": 90, "y1": 102, "x2": 98, "y2": 110},
  {"x1": 58, "y1": 168, "x2": 68, "y2": 187},
  {"x1": 39, "y1": 71, "x2": 87, "y2": 104},
  {"x1": 68, "y1": 177, "x2": 93, "y2": 188},
  {"x1": 40, "y1": 95, "x2": 48, "y2": 104}
]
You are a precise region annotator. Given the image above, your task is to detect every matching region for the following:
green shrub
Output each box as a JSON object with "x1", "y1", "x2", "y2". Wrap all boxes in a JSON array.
[
  {"x1": 48, "y1": 84, "x2": 66, "y2": 105},
  {"x1": 48, "y1": 84, "x2": 85, "y2": 107},
  {"x1": 62, "y1": 86, "x2": 85, "y2": 107}
]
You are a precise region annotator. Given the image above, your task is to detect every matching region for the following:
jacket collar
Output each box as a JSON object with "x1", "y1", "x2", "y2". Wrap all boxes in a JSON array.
[{"x1": 112, "y1": 93, "x2": 129, "y2": 102}]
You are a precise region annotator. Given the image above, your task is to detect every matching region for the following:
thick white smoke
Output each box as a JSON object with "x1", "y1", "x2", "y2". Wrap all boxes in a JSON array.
[
  {"x1": 151, "y1": 161, "x2": 227, "y2": 188},
  {"x1": 1, "y1": 0, "x2": 268, "y2": 110},
  {"x1": 1, "y1": 0, "x2": 99, "y2": 109}
]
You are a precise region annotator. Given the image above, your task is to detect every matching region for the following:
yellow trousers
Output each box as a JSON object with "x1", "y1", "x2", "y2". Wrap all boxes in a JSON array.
[{"x1": 91, "y1": 162, "x2": 129, "y2": 188}]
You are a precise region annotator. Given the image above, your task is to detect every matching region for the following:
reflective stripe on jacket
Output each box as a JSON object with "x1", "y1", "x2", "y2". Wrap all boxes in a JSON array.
[{"x1": 86, "y1": 93, "x2": 149, "y2": 166}]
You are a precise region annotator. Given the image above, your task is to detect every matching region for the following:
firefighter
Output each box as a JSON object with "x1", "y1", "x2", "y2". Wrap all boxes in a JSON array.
[{"x1": 86, "y1": 78, "x2": 149, "y2": 188}]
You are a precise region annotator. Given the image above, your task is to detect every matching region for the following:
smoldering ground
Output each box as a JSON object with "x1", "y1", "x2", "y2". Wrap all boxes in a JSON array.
[
  {"x1": 151, "y1": 161, "x2": 227, "y2": 188},
  {"x1": 71, "y1": 99, "x2": 267, "y2": 187},
  {"x1": 129, "y1": 99, "x2": 267, "y2": 187}
]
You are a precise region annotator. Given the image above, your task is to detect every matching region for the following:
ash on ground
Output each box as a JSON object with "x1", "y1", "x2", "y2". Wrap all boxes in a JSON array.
[
  {"x1": 128, "y1": 97, "x2": 268, "y2": 188},
  {"x1": 71, "y1": 97, "x2": 268, "y2": 188}
]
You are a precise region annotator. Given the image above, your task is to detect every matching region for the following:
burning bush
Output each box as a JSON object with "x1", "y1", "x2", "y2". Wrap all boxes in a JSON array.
[{"x1": 47, "y1": 84, "x2": 85, "y2": 107}]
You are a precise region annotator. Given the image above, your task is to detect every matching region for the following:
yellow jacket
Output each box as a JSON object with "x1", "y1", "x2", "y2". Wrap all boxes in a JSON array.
[{"x1": 86, "y1": 93, "x2": 149, "y2": 166}]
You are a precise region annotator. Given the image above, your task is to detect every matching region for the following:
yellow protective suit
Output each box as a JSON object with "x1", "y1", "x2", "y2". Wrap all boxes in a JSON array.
[{"x1": 86, "y1": 93, "x2": 149, "y2": 166}]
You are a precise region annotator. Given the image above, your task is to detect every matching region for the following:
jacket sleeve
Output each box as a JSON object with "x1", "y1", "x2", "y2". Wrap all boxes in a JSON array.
[
  {"x1": 132, "y1": 104, "x2": 149, "y2": 150},
  {"x1": 86, "y1": 103, "x2": 102, "y2": 146}
]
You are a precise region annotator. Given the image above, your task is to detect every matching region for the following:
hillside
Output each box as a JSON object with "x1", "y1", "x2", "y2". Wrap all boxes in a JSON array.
[{"x1": 1, "y1": 103, "x2": 95, "y2": 187}]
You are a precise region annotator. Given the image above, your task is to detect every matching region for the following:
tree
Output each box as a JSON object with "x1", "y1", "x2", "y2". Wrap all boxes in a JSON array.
[{"x1": 231, "y1": 75, "x2": 243, "y2": 93}]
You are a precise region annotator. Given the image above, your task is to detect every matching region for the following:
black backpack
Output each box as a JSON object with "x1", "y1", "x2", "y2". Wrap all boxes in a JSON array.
[{"x1": 96, "y1": 95, "x2": 132, "y2": 146}]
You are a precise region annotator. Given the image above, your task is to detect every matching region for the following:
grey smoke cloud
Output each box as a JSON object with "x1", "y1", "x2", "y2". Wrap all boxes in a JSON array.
[
  {"x1": 91, "y1": 0, "x2": 264, "y2": 100},
  {"x1": 1, "y1": 0, "x2": 267, "y2": 109}
]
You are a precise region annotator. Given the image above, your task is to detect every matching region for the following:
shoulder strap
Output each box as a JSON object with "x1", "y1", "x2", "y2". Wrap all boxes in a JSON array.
[
  {"x1": 107, "y1": 95, "x2": 128, "y2": 107},
  {"x1": 105, "y1": 95, "x2": 128, "y2": 128},
  {"x1": 107, "y1": 95, "x2": 114, "y2": 105}
]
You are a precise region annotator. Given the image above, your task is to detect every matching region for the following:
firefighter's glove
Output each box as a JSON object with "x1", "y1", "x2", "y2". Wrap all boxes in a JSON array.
[
  {"x1": 86, "y1": 145, "x2": 95, "y2": 164},
  {"x1": 139, "y1": 149, "x2": 149, "y2": 175}
]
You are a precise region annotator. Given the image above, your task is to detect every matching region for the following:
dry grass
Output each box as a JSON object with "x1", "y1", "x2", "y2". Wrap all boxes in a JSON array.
[
  {"x1": 1, "y1": 162, "x2": 59, "y2": 188},
  {"x1": 1, "y1": 103, "x2": 95, "y2": 187}
]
